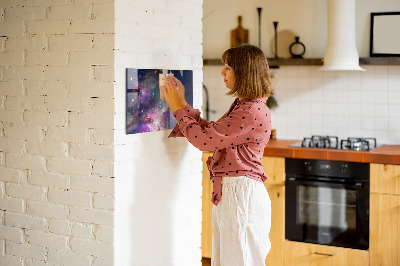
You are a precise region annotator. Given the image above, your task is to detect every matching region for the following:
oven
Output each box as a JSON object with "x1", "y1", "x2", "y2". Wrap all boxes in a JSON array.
[{"x1": 285, "y1": 158, "x2": 370, "y2": 250}]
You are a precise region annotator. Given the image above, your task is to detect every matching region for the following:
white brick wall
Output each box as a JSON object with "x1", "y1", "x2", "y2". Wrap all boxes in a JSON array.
[{"x1": 0, "y1": 0, "x2": 115, "y2": 265}]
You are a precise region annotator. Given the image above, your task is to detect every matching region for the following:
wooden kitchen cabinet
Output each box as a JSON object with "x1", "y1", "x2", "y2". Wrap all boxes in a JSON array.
[
  {"x1": 284, "y1": 241, "x2": 369, "y2": 266},
  {"x1": 201, "y1": 154, "x2": 286, "y2": 266},
  {"x1": 370, "y1": 163, "x2": 400, "y2": 195},
  {"x1": 370, "y1": 163, "x2": 400, "y2": 266},
  {"x1": 202, "y1": 152, "x2": 213, "y2": 258}
]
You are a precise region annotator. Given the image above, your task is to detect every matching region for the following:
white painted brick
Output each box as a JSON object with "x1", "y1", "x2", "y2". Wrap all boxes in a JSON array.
[
  {"x1": 3, "y1": 66, "x2": 44, "y2": 81},
  {"x1": 69, "y1": 113, "x2": 114, "y2": 129},
  {"x1": 25, "y1": 81, "x2": 67, "y2": 98},
  {"x1": 49, "y1": 35, "x2": 93, "y2": 52},
  {"x1": 27, "y1": 21, "x2": 69, "y2": 35},
  {"x1": 0, "y1": 197, "x2": 24, "y2": 212},
  {"x1": 0, "y1": 167, "x2": 24, "y2": 182},
  {"x1": 70, "y1": 175, "x2": 113, "y2": 194},
  {"x1": 94, "y1": 225, "x2": 112, "y2": 243},
  {"x1": 43, "y1": 96, "x2": 81, "y2": 112},
  {"x1": 27, "y1": 200, "x2": 69, "y2": 219},
  {"x1": 4, "y1": 96, "x2": 46, "y2": 111},
  {"x1": 48, "y1": 188, "x2": 91, "y2": 208},
  {"x1": 181, "y1": 42, "x2": 202, "y2": 56},
  {"x1": 48, "y1": 219, "x2": 71, "y2": 236},
  {"x1": 69, "y1": 50, "x2": 113, "y2": 66},
  {"x1": 47, "y1": 158, "x2": 92, "y2": 176},
  {"x1": 93, "y1": 252, "x2": 113, "y2": 266},
  {"x1": 4, "y1": 125, "x2": 43, "y2": 141},
  {"x1": 0, "y1": 110, "x2": 23, "y2": 124},
  {"x1": 0, "y1": 255, "x2": 23, "y2": 266},
  {"x1": 22, "y1": 0, "x2": 69, "y2": 6},
  {"x1": 24, "y1": 259, "x2": 48, "y2": 266},
  {"x1": 6, "y1": 183, "x2": 46, "y2": 201},
  {"x1": 78, "y1": 98, "x2": 114, "y2": 114},
  {"x1": 26, "y1": 51, "x2": 68, "y2": 66},
  {"x1": 92, "y1": 34, "x2": 114, "y2": 51},
  {"x1": 47, "y1": 250, "x2": 91, "y2": 266},
  {"x1": 0, "y1": 152, "x2": 5, "y2": 166},
  {"x1": 0, "y1": 226, "x2": 23, "y2": 243},
  {"x1": 26, "y1": 141, "x2": 67, "y2": 157},
  {"x1": 93, "y1": 65, "x2": 114, "y2": 82},
  {"x1": 28, "y1": 171, "x2": 69, "y2": 189},
  {"x1": 0, "y1": 22, "x2": 24, "y2": 36},
  {"x1": 92, "y1": 3, "x2": 114, "y2": 20},
  {"x1": 70, "y1": 237, "x2": 113, "y2": 257},
  {"x1": 93, "y1": 194, "x2": 113, "y2": 210},
  {"x1": 48, "y1": 4, "x2": 91, "y2": 20},
  {"x1": 92, "y1": 160, "x2": 113, "y2": 177},
  {"x1": 24, "y1": 111, "x2": 68, "y2": 127},
  {"x1": 25, "y1": 229, "x2": 68, "y2": 251},
  {"x1": 45, "y1": 127, "x2": 88, "y2": 144},
  {"x1": 6, "y1": 153, "x2": 46, "y2": 171},
  {"x1": 0, "y1": 81, "x2": 24, "y2": 96},
  {"x1": 4, "y1": 6, "x2": 46, "y2": 22},
  {"x1": 44, "y1": 66, "x2": 91, "y2": 82},
  {"x1": 5, "y1": 212, "x2": 48, "y2": 231},
  {"x1": 89, "y1": 128, "x2": 113, "y2": 146},
  {"x1": 69, "y1": 207, "x2": 113, "y2": 226},
  {"x1": 0, "y1": 37, "x2": 5, "y2": 52},
  {"x1": 5, "y1": 36, "x2": 47, "y2": 52},
  {"x1": 6, "y1": 241, "x2": 47, "y2": 261},
  {"x1": 69, "y1": 19, "x2": 114, "y2": 34},
  {"x1": 69, "y1": 81, "x2": 114, "y2": 98},
  {"x1": 70, "y1": 144, "x2": 114, "y2": 161},
  {"x1": 0, "y1": 52, "x2": 24, "y2": 66},
  {"x1": 71, "y1": 222, "x2": 92, "y2": 239}
]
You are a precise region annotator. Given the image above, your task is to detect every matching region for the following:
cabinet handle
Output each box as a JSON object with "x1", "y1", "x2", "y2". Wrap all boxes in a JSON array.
[{"x1": 314, "y1": 252, "x2": 335, "y2": 257}]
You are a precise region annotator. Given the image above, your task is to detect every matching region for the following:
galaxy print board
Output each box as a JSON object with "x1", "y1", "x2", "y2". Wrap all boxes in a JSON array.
[{"x1": 126, "y1": 68, "x2": 193, "y2": 134}]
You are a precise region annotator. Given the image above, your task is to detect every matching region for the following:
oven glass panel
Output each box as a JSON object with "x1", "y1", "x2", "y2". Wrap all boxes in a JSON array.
[{"x1": 297, "y1": 186, "x2": 357, "y2": 230}]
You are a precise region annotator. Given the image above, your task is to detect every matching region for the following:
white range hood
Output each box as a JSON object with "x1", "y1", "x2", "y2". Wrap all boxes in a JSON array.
[{"x1": 320, "y1": 0, "x2": 365, "y2": 71}]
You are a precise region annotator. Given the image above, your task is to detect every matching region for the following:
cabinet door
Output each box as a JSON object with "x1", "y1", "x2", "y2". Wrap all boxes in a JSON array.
[
  {"x1": 261, "y1": 156, "x2": 285, "y2": 185},
  {"x1": 284, "y1": 241, "x2": 369, "y2": 266},
  {"x1": 202, "y1": 152, "x2": 213, "y2": 258},
  {"x1": 370, "y1": 163, "x2": 400, "y2": 195},
  {"x1": 264, "y1": 184, "x2": 284, "y2": 266},
  {"x1": 370, "y1": 193, "x2": 400, "y2": 266}
]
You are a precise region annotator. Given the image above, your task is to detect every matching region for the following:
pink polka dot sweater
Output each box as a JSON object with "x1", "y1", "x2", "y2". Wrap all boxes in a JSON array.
[{"x1": 169, "y1": 97, "x2": 271, "y2": 206}]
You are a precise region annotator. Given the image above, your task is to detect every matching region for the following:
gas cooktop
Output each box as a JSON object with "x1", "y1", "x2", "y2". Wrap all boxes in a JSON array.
[{"x1": 289, "y1": 135, "x2": 383, "y2": 151}]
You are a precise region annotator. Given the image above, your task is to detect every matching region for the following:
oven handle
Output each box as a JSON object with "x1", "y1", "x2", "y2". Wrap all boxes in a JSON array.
[
  {"x1": 314, "y1": 252, "x2": 335, "y2": 257},
  {"x1": 286, "y1": 177, "x2": 364, "y2": 189}
]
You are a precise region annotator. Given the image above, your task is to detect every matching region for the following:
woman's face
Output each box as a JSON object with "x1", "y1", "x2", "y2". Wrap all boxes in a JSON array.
[{"x1": 220, "y1": 64, "x2": 235, "y2": 89}]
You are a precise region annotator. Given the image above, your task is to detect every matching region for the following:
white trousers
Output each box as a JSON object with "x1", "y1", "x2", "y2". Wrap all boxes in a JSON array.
[{"x1": 212, "y1": 176, "x2": 271, "y2": 266}]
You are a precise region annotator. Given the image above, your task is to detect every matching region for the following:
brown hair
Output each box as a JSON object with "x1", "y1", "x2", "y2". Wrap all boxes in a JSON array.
[{"x1": 221, "y1": 44, "x2": 273, "y2": 99}]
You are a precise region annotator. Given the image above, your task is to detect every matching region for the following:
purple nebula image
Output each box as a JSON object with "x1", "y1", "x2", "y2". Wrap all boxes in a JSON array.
[{"x1": 126, "y1": 68, "x2": 193, "y2": 135}]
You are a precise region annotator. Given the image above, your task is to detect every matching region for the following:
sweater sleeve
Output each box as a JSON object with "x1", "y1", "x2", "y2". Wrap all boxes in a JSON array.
[
  {"x1": 168, "y1": 104, "x2": 210, "y2": 138},
  {"x1": 172, "y1": 106, "x2": 257, "y2": 152}
]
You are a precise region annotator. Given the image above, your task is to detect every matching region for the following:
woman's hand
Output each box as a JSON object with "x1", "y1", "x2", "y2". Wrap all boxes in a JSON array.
[{"x1": 160, "y1": 76, "x2": 185, "y2": 113}]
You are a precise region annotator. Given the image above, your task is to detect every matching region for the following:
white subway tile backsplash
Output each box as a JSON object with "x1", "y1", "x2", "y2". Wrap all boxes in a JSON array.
[{"x1": 204, "y1": 65, "x2": 400, "y2": 144}]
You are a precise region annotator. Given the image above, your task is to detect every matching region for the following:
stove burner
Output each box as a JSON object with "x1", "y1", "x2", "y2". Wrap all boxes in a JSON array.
[
  {"x1": 340, "y1": 137, "x2": 377, "y2": 151},
  {"x1": 301, "y1": 135, "x2": 339, "y2": 149},
  {"x1": 294, "y1": 136, "x2": 379, "y2": 151}
]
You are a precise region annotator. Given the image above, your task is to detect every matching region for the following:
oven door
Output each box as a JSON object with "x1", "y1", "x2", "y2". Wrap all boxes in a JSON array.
[{"x1": 285, "y1": 177, "x2": 369, "y2": 250}]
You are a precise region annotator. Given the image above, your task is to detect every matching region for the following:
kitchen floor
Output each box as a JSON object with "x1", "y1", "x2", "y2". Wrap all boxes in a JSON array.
[{"x1": 202, "y1": 257, "x2": 211, "y2": 266}]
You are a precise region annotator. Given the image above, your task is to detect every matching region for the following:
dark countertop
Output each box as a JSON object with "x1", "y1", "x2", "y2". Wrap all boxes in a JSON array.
[{"x1": 263, "y1": 139, "x2": 400, "y2": 165}]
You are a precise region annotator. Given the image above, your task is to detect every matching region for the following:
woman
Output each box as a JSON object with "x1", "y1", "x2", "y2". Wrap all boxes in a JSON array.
[{"x1": 161, "y1": 44, "x2": 273, "y2": 266}]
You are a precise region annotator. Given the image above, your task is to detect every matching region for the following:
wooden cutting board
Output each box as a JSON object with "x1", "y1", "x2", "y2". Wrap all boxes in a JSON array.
[{"x1": 231, "y1": 16, "x2": 249, "y2": 48}]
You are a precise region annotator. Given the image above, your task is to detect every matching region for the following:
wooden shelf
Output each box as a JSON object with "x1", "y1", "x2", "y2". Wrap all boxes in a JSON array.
[
  {"x1": 359, "y1": 57, "x2": 400, "y2": 65},
  {"x1": 203, "y1": 57, "x2": 400, "y2": 67}
]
